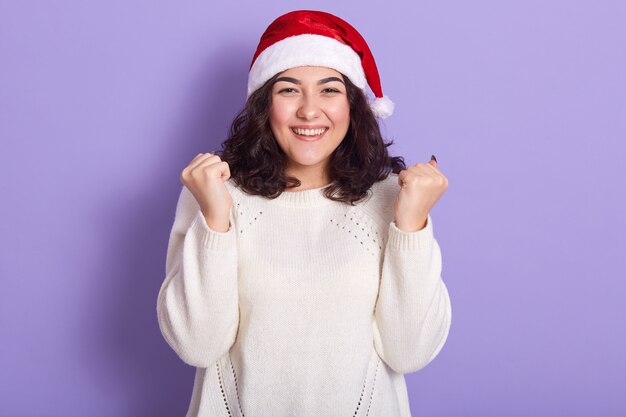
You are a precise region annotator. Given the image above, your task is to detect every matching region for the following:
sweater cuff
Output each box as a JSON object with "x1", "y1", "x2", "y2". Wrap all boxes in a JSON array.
[
  {"x1": 388, "y1": 214, "x2": 434, "y2": 250},
  {"x1": 188, "y1": 209, "x2": 235, "y2": 251}
]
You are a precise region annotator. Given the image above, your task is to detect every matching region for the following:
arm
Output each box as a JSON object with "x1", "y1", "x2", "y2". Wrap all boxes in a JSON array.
[
  {"x1": 373, "y1": 214, "x2": 452, "y2": 374},
  {"x1": 156, "y1": 185, "x2": 239, "y2": 368}
]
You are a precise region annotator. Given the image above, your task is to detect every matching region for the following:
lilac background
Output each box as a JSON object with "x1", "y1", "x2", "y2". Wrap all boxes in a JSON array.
[{"x1": 1, "y1": 0, "x2": 625, "y2": 415}]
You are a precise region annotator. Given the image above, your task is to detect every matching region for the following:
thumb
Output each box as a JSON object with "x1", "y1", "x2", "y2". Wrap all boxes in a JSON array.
[{"x1": 429, "y1": 154, "x2": 438, "y2": 167}]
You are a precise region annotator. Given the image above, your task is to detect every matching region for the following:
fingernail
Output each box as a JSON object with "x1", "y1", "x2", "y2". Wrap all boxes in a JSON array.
[{"x1": 431, "y1": 154, "x2": 437, "y2": 162}]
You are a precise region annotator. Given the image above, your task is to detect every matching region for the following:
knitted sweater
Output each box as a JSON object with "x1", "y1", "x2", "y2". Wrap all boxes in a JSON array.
[{"x1": 157, "y1": 172, "x2": 452, "y2": 417}]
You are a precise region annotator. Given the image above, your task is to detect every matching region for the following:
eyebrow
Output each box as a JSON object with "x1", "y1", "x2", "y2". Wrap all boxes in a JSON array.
[{"x1": 273, "y1": 76, "x2": 345, "y2": 86}]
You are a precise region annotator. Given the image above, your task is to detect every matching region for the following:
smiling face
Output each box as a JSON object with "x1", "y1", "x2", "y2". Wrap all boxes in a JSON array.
[{"x1": 269, "y1": 66, "x2": 351, "y2": 185}]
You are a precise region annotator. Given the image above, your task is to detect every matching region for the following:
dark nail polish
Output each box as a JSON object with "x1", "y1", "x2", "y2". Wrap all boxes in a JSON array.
[{"x1": 431, "y1": 154, "x2": 437, "y2": 162}]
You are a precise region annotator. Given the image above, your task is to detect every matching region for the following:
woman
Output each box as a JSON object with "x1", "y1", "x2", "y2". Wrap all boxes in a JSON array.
[{"x1": 157, "y1": 10, "x2": 451, "y2": 417}]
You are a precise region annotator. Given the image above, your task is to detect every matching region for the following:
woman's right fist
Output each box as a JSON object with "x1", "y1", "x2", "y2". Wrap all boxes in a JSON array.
[{"x1": 180, "y1": 152, "x2": 233, "y2": 232}]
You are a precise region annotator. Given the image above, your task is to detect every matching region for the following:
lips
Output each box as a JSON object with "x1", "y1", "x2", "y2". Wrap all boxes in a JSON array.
[{"x1": 290, "y1": 127, "x2": 328, "y2": 142}]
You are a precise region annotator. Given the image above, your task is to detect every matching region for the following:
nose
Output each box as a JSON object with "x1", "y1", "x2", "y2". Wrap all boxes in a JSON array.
[{"x1": 296, "y1": 94, "x2": 321, "y2": 120}]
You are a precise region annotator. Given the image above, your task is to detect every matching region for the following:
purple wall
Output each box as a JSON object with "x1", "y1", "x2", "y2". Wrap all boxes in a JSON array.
[{"x1": 1, "y1": 0, "x2": 625, "y2": 415}]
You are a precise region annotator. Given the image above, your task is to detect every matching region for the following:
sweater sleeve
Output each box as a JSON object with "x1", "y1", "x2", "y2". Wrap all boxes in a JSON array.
[
  {"x1": 372, "y1": 213, "x2": 452, "y2": 375},
  {"x1": 156, "y1": 185, "x2": 239, "y2": 368}
]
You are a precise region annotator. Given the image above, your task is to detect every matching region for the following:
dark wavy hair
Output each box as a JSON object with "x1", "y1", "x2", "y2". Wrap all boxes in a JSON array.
[{"x1": 219, "y1": 71, "x2": 406, "y2": 205}]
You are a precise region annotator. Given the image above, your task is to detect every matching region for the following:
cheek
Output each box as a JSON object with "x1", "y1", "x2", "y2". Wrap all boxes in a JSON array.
[
  {"x1": 269, "y1": 99, "x2": 294, "y2": 127},
  {"x1": 328, "y1": 102, "x2": 351, "y2": 128},
  {"x1": 269, "y1": 108, "x2": 283, "y2": 131}
]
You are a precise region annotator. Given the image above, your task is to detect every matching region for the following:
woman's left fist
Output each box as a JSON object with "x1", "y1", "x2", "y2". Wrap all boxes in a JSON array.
[{"x1": 393, "y1": 158, "x2": 449, "y2": 232}]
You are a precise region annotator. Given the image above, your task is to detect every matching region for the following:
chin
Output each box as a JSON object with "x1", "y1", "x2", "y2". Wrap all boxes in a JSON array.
[{"x1": 291, "y1": 157, "x2": 325, "y2": 167}]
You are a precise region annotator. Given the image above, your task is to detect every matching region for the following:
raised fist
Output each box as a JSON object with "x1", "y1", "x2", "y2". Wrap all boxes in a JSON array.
[{"x1": 180, "y1": 152, "x2": 233, "y2": 232}]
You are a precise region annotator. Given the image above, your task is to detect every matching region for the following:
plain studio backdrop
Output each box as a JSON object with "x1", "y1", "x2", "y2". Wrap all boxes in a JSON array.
[{"x1": 1, "y1": 0, "x2": 624, "y2": 416}]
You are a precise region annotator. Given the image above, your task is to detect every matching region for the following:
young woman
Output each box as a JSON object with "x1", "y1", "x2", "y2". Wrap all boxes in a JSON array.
[{"x1": 157, "y1": 10, "x2": 451, "y2": 417}]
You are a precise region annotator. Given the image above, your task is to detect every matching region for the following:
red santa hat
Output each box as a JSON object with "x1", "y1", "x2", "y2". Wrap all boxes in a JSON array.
[{"x1": 247, "y1": 10, "x2": 395, "y2": 119}]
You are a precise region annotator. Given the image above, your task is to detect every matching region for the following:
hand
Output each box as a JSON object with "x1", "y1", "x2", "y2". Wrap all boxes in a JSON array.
[
  {"x1": 180, "y1": 152, "x2": 233, "y2": 232},
  {"x1": 393, "y1": 157, "x2": 448, "y2": 232}
]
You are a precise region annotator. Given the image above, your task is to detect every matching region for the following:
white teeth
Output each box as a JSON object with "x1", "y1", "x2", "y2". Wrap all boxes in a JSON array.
[{"x1": 292, "y1": 128, "x2": 327, "y2": 136}]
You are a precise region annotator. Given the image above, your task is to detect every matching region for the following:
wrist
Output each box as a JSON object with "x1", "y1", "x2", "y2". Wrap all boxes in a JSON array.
[
  {"x1": 394, "y1": 214, "x2": 428, "y2": 232},
  {"x1": 201, "y1": 209, "x2": 231, "y2": 233}
]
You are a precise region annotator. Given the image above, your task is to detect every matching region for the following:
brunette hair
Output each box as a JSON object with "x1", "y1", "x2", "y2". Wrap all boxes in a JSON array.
[{"x1": 219, "y1": 71, "x2": 406, "y2": 205}]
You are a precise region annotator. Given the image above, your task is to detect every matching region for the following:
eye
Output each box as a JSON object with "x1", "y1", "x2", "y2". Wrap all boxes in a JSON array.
[
  {"x1": 278, "y1": 88, "x2": 297, "y2": 94},
  {"x1": 322, "y1": 88, "x2": 340, "y2": 94}
]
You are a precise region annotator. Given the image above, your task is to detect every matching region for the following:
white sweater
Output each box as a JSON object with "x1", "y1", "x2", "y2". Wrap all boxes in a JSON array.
[{"x1": 157, "y1": 172, "x2": 452, "y2": 417}]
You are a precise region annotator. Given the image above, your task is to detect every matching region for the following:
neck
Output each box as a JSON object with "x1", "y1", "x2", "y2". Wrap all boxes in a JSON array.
[{"x1": 284, "y1": 166, "x2": 331, "y2": 191}]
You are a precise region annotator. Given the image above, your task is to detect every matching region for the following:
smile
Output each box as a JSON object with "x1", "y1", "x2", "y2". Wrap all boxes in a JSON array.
[{"x1": 290, "y1": 127, "x2": 328, "y2": 142}]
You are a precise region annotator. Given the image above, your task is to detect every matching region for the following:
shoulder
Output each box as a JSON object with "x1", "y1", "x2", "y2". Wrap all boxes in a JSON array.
[
  {"x1": 176, "y1": 177, "x2": 244, "y2": 206},
  {"x1": 170, "y1": 185, "x2": 198, "y2": 234},
  {"x1": 357, "y1": 172, "x2": 401, "y2": 227},
  {"x1": 369, "y1": 172, "x2": 401, "y2": 199},
  {"x1": 172, "y1": 177, "x2": 245, "y2": 232}
]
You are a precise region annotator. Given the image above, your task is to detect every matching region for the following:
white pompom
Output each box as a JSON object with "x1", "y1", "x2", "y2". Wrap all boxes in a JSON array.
[{"x1": 370, "y1": 95, "x2": 395, "y2": 119}]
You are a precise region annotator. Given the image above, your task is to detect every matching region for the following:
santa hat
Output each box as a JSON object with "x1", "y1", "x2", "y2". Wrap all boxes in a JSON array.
[{"x1": 247, "y1": 10, "x2": 395, "y2": 119}]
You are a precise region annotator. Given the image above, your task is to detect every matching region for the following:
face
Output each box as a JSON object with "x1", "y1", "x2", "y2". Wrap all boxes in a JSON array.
[{"x1": 269, "y1": 66, "x2": 350, "y2": 181}]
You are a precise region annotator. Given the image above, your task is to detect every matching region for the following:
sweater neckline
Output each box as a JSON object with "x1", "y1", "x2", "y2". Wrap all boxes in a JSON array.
[{"x1": 268, "y1": 184, "x2": 335, "y2": 207}]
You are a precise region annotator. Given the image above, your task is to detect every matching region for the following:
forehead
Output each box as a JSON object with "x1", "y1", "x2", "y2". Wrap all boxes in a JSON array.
[{"x1": 277, "y1": 66, "x2": 342, "y2": 79}]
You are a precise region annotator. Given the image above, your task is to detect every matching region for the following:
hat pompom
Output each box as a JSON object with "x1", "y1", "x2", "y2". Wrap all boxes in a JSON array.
[{"x1": 370, "y1": 95, "x2": 395, "y2": 119}]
